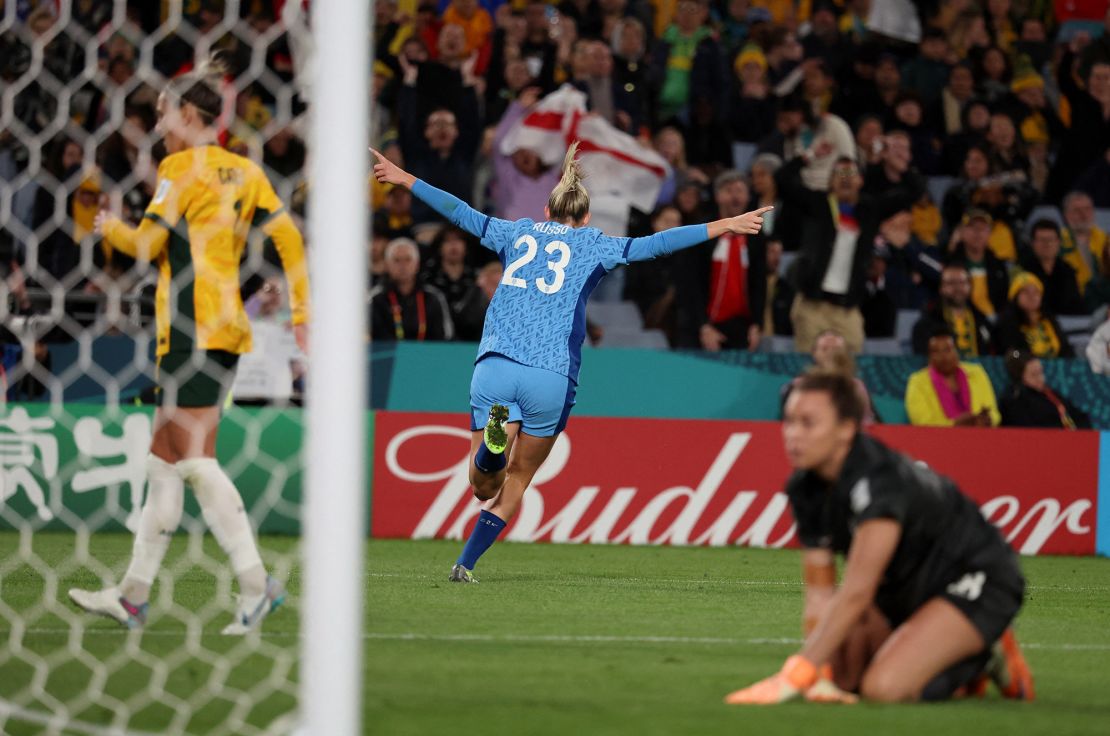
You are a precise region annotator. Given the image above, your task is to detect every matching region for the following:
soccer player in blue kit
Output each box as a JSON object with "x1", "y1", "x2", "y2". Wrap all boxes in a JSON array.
[{"x1": 371, "y1": 144, "x2": 771, "y2": 582}]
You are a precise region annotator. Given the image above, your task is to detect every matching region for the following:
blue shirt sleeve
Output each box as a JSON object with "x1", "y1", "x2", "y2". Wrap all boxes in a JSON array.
[
  {"x1": 410, "y1": 179, "x2": 515, "y2": 252},
  {"x1": 622, "y1": 224, "x2": 710, "y2": 263}
]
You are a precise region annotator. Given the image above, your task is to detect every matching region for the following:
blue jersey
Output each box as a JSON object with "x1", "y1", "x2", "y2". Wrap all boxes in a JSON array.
[{"x1": 412, "y1": 180, "x2": 710, "y2": 382}]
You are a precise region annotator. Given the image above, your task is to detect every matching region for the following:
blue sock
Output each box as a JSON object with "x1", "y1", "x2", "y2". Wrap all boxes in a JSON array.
[
  {"x1": 456, "y1": 510, "x2": 507, "y2": 570},
  {"x1": 474, "y1": 442, "x2": 507, "y2": 473}
]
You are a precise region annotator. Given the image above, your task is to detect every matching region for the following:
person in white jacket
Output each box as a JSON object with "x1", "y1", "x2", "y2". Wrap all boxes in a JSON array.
[{"x1": 1085, "y1": 315, "x2": 1110, "y2": 374}]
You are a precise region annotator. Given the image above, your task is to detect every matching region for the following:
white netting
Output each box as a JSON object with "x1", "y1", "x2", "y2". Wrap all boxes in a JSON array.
[{"x1": 0, "y1": 2, "x2": 316, "y2": 733}]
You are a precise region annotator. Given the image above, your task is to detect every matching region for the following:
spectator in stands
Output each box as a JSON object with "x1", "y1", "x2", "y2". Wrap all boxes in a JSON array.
[
  {"x1": 863, "y1": 131, "x2": 917, "y2": 197},
  {"x1": 777, "y1": 91, "x2": 852, "y2": 193},
  {"x1": 940, "y1": 98, "x2": 991, "y2": 176},
  {"x1": 484, "y1": 8, "x2": 553, "y2": 121},
  {"x1": 673, "y1": 179, "x2": 709, "y2": 224},
  {"x1": 797, "y1": 1, "x2": 845, "y2": 70},
  {"x1": 949, "y1": 10, "x2": 992, "y2": 62},
  {"x1": 558, "y1": 0, "x2": 603, "y2": 40},
  {"x1": 948, "y1": 209, "x2": 1011, "y2": 318},
  {"x1": 985, "y1": 112, "x2": 1029, "y2": 179},
  {"x1": 780, "y1": 148, "x2": 924, "y2": 354},
  {"x1": 443, "y1": 0, "x2": 494, "y2": 57},
  {"x1": 1046, "y1": 37, "x2": 1110, "y2": 205},
  {"x1": 729, "y1": 43, "x2": 777, "y2": 145},
  {"x1": 651, "y1": 0, "x2": 723, "y2": 126},
  {"x1": 1085, "y1": 311, "x2": 1110, "y2": 374},
  {"x1": 624, "y1": 205, "x2": 680, "y2": 337},
  {"x1": 854, "y1": 114, "x2": 885, "y2": 169},
  {"x1": 999, "y1": 349, "x2": 1091, "y2": 429},
  {"x1": 985, "y1": 0, "x2": 1017, "y2": 53},
  {"x1": 869, "y1": 52, "x2": 903, "y2": 124},
  {"x1": 673, "y1": 169, "x2": 766, "y2": 351},
  {"x1": 491, "y1": 87, "x2": 561, "y2": 221},
  {"x1": 369, "y1": 228, "x2": 389, "y2": 289},
  {"x1": 749, "y1": 153, "x2": 781, "y2": 240},
  {"x1": 913, "y1": 262, "x2": 995, "y2": 358},
  {"x1": 871, "y1": 209, "x2": 939, "y2": 312},
  {"x1": 798, "y1": 57, "x2": 837, "y2": 118},
  {"x1": 610, "y1": 16, "x2": 652, "y2": 132},
  {"x1": 234, "y1": 278, "x2": 305, "y2": 405},
  {"x1": 446, "y1": 259, "x2": 504, "y2": 344},
  {"x1": 379, "y1": 184, "x2": 416, "y2": 240},
  {"x1": 1003, "y1": 62, "x2": 1064, "y2": 194},
  {"x1": 396, "y1": 45, "x2": 482, "y2": 225},
  {"x1": 905, "y1": 327, "x2": 1001, "y2": 427},
  {"x1": 762, "y1": 238, "x2": 795, "y2": 337},
  {"x1": 861, "y1": 253, "x2": 896, "y2": 337},
  {"x1": 370, "y1": 238, "x2": 454, "y2": 342},
  {"x1": 1020, "y1": 220, "x2": 1086, "y2": 316},
  {"x1": 889, "y1": 93, "x2": 942, "y2": 176},
  {"x1": 1075, "y1": 146, "x2": 1110, "y2": 207},
  {"x1": 994, "y1": 272, "x2": 1074, "y2": 359},
  {"x1": 573, "y1": 40, "x2": 640, "y2": 132},
  {"x1": 902, "y1": 28, "x2": 952, "y2": 109},
  {"x1": 1061, "y1": 191, "x2": 1107, "y2": 295},
  {"x1": 654, "y1": 126, "x2": 709, "y2": 206},
  {"x1": 1085, "y1": 241, "x2": 1110, "y2": 311},
  {"x1": 780, "y1": 329, "x2": 879, "y2": 424},
  {"x1": 762, "y1": 26, "x2": 804, "y2": 87},
  {"x1": 425, "y1": 225, "x2": 483, "y2": 341},
  {"x1": 975, "y1": 45, "x2": 1012, "y2": 104},
  {"x1": 935, "y1": 63, "x2": 976, "y2": 139}
]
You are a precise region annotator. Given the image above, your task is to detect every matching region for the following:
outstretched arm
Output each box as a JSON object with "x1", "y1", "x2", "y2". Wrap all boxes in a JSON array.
[
  {"x1": 624, "y1": 206, "x2": 773, "y2": 262},
  {"x1": 725, "y1": 520, "x2": 899, "y2": 705},
  {"x1": 371, "y1": 147, "x2": 496, "y2": 239}
]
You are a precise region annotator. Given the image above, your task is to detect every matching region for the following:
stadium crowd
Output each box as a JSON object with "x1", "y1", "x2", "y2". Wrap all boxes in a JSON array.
[{"x1": 2, "y1": 0, "x2": 1110, "y2": 427}]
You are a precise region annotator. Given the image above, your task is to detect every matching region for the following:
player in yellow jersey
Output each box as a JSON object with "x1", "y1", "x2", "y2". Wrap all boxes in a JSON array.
[{"x1": 68, "y1": 57, "x2": 309, "y2": 635}]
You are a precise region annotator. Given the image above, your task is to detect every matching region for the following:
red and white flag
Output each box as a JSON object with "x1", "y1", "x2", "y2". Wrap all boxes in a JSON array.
[{"x1": 499, "y1": 85, "x2": 670, "y2": 235}]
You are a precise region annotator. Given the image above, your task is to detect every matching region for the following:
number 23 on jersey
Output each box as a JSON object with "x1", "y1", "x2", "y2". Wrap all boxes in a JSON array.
[{"x1": 502, "y1": 234, "x2": 572, "y2": 295}]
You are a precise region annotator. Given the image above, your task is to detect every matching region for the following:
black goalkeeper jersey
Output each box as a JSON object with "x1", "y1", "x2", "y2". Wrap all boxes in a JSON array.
[{"x1": 786, "y1": 433, "x2": 1023, "y2": 625}]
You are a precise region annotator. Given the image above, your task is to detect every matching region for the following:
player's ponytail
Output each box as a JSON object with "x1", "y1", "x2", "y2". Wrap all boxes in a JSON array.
[
  {"x1": 165, "y1": 51, "x2": 229, "y2": 126},
  {"x1": 547, "y1": 142, "x2": 590, "y2": 224}
]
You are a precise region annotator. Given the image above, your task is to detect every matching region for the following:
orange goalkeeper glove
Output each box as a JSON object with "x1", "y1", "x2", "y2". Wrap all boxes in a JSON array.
[{"x1": 724, "y1": 655, "x2": 819, "y2": 705}]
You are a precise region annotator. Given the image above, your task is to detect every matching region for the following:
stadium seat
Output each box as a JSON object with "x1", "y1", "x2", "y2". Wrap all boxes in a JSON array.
[
  {"x1": 1070, "y1": 334, "x2": 1091, "y2": 356},
  {"x1": 1096, "y1": 208, "x2": 1110, "y2": 234},
  {"x1": 586, "y1": 300, "x2": 643, "y2": 331},
  {"x1": 863, "y1": 338, "x2": 904, "y2": 356},
  {"x1": 1057, "y1": 315, "x2": 1093, "y2": 334},
  {"x1": 591, "y1": 265, "x2": 627, "y2": 303},
  {"x1": 763, "y1": 335, "x2": 797, "y2": 354},
  {"x1": 732, "y1": 142, "x2": 757, "y2": 172},
  {"x1": 778, "y1": 250, "x2": 797, "y2": 277},
  {"x1": 895, "y1": 309, "x2": 920, "y2": 351},
  {"x1": 926, "y1": 176, "x2": 954, "y2": 205},
  {"x1": 596, "y1": 326, "x2": 669, "y2": 349}
]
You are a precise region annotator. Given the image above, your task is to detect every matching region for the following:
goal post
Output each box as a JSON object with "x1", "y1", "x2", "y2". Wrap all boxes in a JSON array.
[{"x1": 302, "y1": 0, "x2": 370, "y2": 734}]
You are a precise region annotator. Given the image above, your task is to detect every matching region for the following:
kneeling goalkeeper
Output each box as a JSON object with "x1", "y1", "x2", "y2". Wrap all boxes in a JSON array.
[{"x1": 727, "y1": 370, "x2": 1034, "y2": 704}]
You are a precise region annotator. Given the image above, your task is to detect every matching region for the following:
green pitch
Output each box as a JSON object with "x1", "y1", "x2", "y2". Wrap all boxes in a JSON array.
[{"x1": 1, "y1": 534, "x2": 1108, "y2": 735}]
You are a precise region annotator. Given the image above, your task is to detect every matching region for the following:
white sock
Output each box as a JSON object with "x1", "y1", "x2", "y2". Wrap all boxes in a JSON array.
[
  {"x1": 177, "y1": 457, "x2": 267, "y2": 598},
  {"x1": 121, "y1": 455, "x2": 185, "y2": 604}
]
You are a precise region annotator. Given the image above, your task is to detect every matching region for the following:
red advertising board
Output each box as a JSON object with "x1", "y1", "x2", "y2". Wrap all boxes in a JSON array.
[{"x1": 371, "y1": 412, "x2": 1099, "y2": 556}]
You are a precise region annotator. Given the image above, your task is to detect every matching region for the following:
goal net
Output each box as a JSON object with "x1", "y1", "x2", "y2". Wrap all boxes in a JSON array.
[{"x1": 0, "y1": 1, "x2": 362, "y2": 733}]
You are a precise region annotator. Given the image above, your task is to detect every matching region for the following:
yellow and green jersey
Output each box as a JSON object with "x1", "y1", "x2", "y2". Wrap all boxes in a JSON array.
[{"x1": 103, "y1": 145, "x2": 308, "y2": 356}]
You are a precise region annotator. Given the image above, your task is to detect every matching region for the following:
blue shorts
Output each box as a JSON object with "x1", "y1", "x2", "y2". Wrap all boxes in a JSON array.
[{"x1": 470, "y1": 355, "x2": 576, "y2": 437}]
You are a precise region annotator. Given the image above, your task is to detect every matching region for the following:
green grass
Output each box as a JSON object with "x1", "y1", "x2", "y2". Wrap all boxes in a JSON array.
[{"x1": 1, "y1": 534, "x2": 1109, "y2": 735}]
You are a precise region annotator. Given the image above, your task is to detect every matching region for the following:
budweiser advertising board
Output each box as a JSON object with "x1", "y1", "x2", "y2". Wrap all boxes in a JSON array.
[{"x1": 371, "y1": 412, "x2": 1100, "y2": 556}]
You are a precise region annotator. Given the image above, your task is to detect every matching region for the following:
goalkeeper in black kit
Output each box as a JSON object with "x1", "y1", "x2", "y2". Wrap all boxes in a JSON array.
[{"x1": 726, "y1": 370, "x2": 1034, "y2": 704}]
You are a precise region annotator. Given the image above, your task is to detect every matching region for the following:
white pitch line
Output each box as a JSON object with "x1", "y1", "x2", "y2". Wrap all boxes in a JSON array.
[
  {"x1": 6, "y1": 628, "x2": 1110, "y2": 651},
  {"x1": 364, "y1": 572, "x2": 1110, "y2": 592}
]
